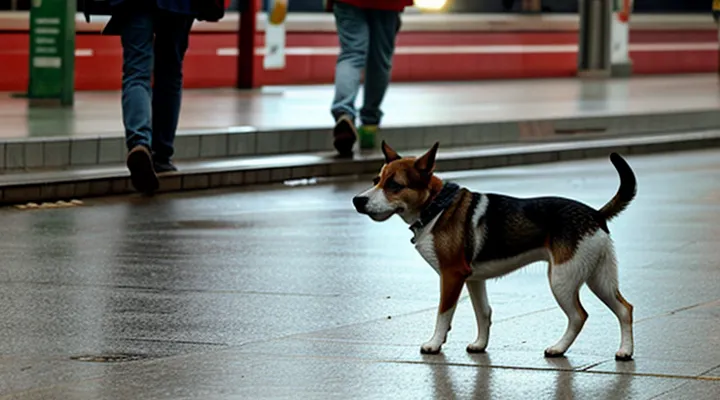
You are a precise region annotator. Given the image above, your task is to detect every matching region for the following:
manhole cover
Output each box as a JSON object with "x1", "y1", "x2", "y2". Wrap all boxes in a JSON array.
[{"x1": 70, "y1": 353, "x2": 147, "y2": 363}]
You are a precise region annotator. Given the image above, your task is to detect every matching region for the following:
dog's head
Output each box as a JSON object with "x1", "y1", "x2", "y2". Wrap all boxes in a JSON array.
[{"x1": 353, "y1": 141, "x2": 442, "y2": 224}]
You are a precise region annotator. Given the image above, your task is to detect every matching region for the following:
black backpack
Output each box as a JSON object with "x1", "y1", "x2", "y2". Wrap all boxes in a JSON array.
[
  {"x1": 81, "y1": 0, "x2": 226, "y2": 23},
  {"x1": 192, "y1": 0, "x2": 226, "y2": 22},
  {"x1": 81, "y1": 0, "x2": 113, "y2": 22}
]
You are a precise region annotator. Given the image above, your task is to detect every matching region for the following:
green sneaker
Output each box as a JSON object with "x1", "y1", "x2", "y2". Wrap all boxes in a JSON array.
[{"x1": 358, "y1": 125, "x2": 378, "y2": 149}]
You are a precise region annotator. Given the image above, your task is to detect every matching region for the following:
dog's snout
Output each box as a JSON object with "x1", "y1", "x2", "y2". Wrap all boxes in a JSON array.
[{"x1": 353, "y1": 196, "x2": 369, "y2": 212}]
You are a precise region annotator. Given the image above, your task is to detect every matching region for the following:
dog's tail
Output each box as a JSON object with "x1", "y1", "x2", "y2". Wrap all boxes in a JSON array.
[{"x1": 599, "y1": 153, "x2": 637, "y2": 221}]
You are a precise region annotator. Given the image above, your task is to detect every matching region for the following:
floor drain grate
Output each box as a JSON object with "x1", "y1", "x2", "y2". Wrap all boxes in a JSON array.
[{"x1": 70, "y1": 353, "x2": 147, "y2": 363}]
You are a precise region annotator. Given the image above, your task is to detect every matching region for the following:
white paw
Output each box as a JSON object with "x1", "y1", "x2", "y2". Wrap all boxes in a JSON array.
[
  {"x1": 544, "y1": 346, "x2": 566, "y2": 358},
  {"x1": 420, "y1": 341, "x2": 443, "y2": 355},
  {"x1": 615, "y1": 349, "x2": 633, "y2": 361},
  {"x1": 466, "y1": 340, "x2": 488, "y2": 354}
]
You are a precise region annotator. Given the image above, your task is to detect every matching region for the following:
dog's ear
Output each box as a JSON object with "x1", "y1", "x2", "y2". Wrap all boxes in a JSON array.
[
  {"x1": 381, "y1": 141, "x2": 401, "y2": 164},
  {"x1": 414, "y1": 142, "x2": 439, "y2": 176}
]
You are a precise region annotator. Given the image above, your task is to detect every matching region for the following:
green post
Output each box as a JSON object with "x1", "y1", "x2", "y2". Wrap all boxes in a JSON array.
[{"x1": 27, "y1": 0, "x2": 76, "y2": 107}]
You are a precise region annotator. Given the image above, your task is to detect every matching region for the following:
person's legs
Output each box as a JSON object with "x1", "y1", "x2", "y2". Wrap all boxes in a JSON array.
[
  {"x1": 151, "y1": 9, "x2": 194, "y2": 172},
  {"x1": 330, "y1": 2, "x2": 369, "y2": 156},
  {"x1": 119, "y1": 3, "x2": 158, "y2": 193},
  {"x1": 359, "y1": 9, "x2": 400, "y2": 149}
]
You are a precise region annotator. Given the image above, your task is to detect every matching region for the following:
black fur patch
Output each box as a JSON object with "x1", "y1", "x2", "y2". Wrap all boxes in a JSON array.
[{"x1": 473, "y1": 194, "x2": 607, "y2": 263}]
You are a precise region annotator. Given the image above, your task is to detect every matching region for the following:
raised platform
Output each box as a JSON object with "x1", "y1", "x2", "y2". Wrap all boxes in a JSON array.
[
  {"x1": 2, "y1": 75, "x2": 720, "y2": 205},
  {"x1": 2, "y1": 12, "x2": 716, "y2": 90}
]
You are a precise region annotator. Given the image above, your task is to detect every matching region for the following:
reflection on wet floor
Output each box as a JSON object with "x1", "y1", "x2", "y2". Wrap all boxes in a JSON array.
[{"x1": 0, "y1": 149, "x2": 719, "y2": 398}]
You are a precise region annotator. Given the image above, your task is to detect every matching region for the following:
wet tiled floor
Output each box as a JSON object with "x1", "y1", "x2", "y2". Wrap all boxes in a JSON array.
[{"x1": 0, "y1": 149, "x2": 718, "y2": 398}]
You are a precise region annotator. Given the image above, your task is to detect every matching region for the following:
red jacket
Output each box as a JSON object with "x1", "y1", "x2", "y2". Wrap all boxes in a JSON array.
[{"x1": 329, "y1": 0, "x2": 414, "y2": 12}]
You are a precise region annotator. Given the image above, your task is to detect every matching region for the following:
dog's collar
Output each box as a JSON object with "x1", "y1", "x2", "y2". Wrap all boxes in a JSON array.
[{"x1": 409, "y1": 182, "x2": 461, "y2": 243}]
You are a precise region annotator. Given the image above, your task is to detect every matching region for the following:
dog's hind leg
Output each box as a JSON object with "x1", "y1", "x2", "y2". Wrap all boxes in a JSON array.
[
  {"x1": 544, "y1": 262, "x2": 588, "y2": 358},
  {"x1": 586, "y1": 244, "x2": 634, "y2": 361},
  {"x1": 421, "y1": 270, "x2": 467, "y2": 354},
  {"x1": 544, "y1": 260, "x2": 588, "y2": 358},
  {"x1": 466, "y1": 279, "x2": 492, "y2": 353},
  {"x1": 543, "y1": 233, "x2": 604, "y2": 357}
]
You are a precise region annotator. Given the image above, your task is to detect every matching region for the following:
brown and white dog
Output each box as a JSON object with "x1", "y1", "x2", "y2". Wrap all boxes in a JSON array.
[{"x1": 352, "y1": 141, "x2": 637, "y2": 360}]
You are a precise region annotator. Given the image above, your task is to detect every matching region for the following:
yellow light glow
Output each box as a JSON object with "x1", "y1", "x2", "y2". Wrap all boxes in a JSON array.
[{"x1": 414, "y1": 0, "x2": 448, "y2": 11}]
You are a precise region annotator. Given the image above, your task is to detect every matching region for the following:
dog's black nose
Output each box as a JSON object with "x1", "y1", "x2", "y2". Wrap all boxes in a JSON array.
[{"x1": 353, "y1": 196, "x2": 369, "y2": 211}]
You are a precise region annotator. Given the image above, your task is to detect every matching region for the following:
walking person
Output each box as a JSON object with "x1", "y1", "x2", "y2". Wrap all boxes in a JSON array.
[
  {"x1": 326, "y1": 0, "x2": 414, "y2": 157},
  {"x1": 95, "y1": 0, "x2": 223, "y2": 193}
]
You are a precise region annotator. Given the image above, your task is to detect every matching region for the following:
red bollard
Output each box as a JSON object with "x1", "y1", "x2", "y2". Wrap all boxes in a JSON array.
[
  {"x1": 714, "y1": 0, "x2": 720, "y2": 78},
  {"x1": 237, "y1": 0, "x2": 260, "y2": 89}
]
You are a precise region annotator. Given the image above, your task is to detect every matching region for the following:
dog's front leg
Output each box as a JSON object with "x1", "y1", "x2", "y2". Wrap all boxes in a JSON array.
[
  {"x1": 466, "y1": 279, "x2": 492, "y2": 353},
  {"x1": 421, "y1": 270, "x2": 467, "y2": 354}
]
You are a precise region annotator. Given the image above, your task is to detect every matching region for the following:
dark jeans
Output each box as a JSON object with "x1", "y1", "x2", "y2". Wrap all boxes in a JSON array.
[{"x1": 119, "y1": 4, "x2": 193, "y2": 163}]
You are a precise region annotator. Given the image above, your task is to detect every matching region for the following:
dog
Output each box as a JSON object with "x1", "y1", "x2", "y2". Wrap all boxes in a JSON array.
[{"x1": 352, "y1": 141, "x2": 636, "y2": 360}]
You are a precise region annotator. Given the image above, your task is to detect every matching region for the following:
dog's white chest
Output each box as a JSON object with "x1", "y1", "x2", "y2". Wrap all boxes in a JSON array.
[{"x1": 413, "y1": 213, "x2": 443, "y2": 273}]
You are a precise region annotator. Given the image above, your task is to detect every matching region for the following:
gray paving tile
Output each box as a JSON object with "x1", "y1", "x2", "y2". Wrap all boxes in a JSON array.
[
  {"x1": 88, "y1": 180, "x2": 112, "y2": 197},
  {"x1": 307, "y1": 129, "x2": 333, "y2": 152},
  {"x1": 228, "y1": 133, "x2": 257, "y2": 156},
  {"x1": 422, "y1": 126, "x2": 445, "y2": 148},
  {"x1": 159, "y1": 176, "x2": 182, "y2": 192},
  {"x1": 182, "y1": 174, "x2": 210, "y2": 190},
  {"x1": 309, "y1": 165, "x2": 329, "y2": 178},
  {"x1": 98, "y1": 137, "x2": 125, "y2": 164},
  {"x1": 403, "y1": 126, "x2": 426, "y2": 149},
  {"x1": 256, "y1": 132, "x2": 281, "y2": 154},
  {"x1": 653, "y1": 380, "x2": 720, "y2": 400},
  {"x1": 280, "y1": 130, "x2": 309, "y2": 153},
  {"x1": 24, "y1": 142, "x2": 44, "y2": 168},
  {"x1": 329, "y1": 161, "x2": 356, "y2": 176},
  {"x1": 255, "y1": 169, "x2": 270, "y2": 183},
  {"x1": 3, "y1": 187, "x2": 40, "y2": 203},
  {"x1": 290, "y1": 166, "x2": 311, "y2": 179},
  {"x1": 243, "y1": 170, "x2": 257, "y2": 185},
  {"x1": 55, "y1": 183, "x2": 75, "y2": 199},
  {"x1": 110, "y1": 178, "x2": 129, "y2": 194},
  {"x1": 199, "y1": 134, "x2": 229, "y2": 158},
  {"x1": 173, "y1": 135, "x2": 200, "y2": 160},
  {"x1": 227, "y1": 171, "x2": 244, "y2": 185},
  {"x1": 5, "y1": 143, "x2": 25, "y2": 169},
  {"x1": 43, "y1": 140, "x2": 71, "y2": 167},
  {"x1": 382, "y1": 127, "x2": 410, "y2": 151},
  {"x1": 500, "y1": 121, "x2": 521, "y2": 141},
  {"x1": 452, "y1": 124, "x2": 479, "y2": 146},
  {"x1": 73, "y1": 182, "x2": 91, "y2": 197},
  {"x1": 270, "y1": 168, "x2": 291, "y2": 182},
  {"x1": 209, "y1": 173, "x2": 230, "y2": 188},
  {"x1": 39, "y1": 184, "x2": 56, "y2": 200},
  {"x1": 70, "y1": 139, "x2": 98, "y2": 166},
  {"x1": 477, "y1": 123, "x2": 502, "y2": 144},
  {"x1": 559, "y1": 149, "x2": 585, "y2": 161}
]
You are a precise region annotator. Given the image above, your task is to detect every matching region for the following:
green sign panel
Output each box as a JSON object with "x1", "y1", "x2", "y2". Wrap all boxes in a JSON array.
[{"x1": 28, "y1": 0, "x2": 76, "y2": 106}]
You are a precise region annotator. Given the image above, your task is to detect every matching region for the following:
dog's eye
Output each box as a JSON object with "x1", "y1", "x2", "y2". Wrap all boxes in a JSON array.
[
  {"x1": 372, "y1": 177, "x2": 381, "y2": 186},
  {"x1": 385, "y1": 180, "x2": 405, "y2": 192}
]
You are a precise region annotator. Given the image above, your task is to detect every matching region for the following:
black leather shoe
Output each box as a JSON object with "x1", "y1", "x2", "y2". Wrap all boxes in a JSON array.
[
  {"x1": 126, "y1": 145, "x2": 159, "y2": 194},
  {"x1": 333, "y1": 115, "x2": 357, "y2": 158}
]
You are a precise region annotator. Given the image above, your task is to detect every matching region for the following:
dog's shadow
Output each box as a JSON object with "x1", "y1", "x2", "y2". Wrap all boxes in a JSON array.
[
  {"x1": 425, "y1": 352, "x2": 635, "y2": 399},
  {"x1": 424, "y1": 352, "x2": 495, "y2": 398}
]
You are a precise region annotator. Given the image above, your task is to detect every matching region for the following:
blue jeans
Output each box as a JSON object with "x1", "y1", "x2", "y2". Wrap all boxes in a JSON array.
[
  {"x1": 331, "y1": 2, "x2": 400, "y2": 127},
  {"x1": 119, "y1": 4, "x2": 193, "y2": 162}
]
